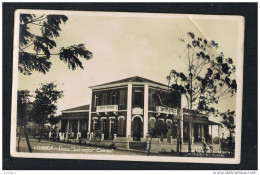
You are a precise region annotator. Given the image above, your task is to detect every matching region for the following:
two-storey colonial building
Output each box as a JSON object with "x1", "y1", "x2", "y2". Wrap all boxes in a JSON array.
[
  {"x1": 88, "y1": 76, "x2": 181, "y2": 142},
  {"x1": 61, "y1": 76, "x2": 221, "y2": 146}
]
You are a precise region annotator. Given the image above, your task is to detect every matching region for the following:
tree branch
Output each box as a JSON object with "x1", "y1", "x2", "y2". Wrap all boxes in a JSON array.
[{"x1": 25, "y1": 15, "x2": 46, "y2": 24}]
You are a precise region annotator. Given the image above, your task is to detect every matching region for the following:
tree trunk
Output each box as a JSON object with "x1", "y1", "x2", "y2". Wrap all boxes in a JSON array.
[
  {"x1": 17, "y1": 125, "x2": 22, "y2": 152},
  {"x1": 24, "y1": 125, "x2": 32, "y2": 153},
  {"x1": 147, "y1": 137, "x2": 153, "y2": 156}
]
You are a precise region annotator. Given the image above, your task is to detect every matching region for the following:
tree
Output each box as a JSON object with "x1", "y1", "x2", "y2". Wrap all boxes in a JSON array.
[
  {"x1": 48, "y1": 115, "x2": 61, "y2": 128},
  {"x1": 147, "y1": 122, "x2": 168, "y2": 156},
  {"x1": 221, "y1": 110, "x2": 236, "y2": 149},
  {"x1": 17, "y1": 90, "x2": 33, "y2": 152},
  {"x1": 48, "y1": 115, "x2": 62, "y2": 140},
  {"x1": 19, "y1": 14, "x2": 93, "y2": 75},
  {"x1": 167, "y1": 32, "x2": 237, "y2": 152},
  {"x1": 32, "y1": 82, "x2": 63, "y2": 142}
]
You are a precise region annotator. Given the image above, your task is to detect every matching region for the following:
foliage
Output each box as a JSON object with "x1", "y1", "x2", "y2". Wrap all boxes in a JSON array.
[
  {"x1": 167, "y1": 32, "x2": 237, "y2": 115},
  {"x1": 167, "y1": 32, "x2": 237, "y2": 152},
  {"x1": 147, "y1": 121, "x2": 168, "y2": 156},
  {"x1": 17, "y1": 90, "x2": 33, "y2": 126},
  {"x1": 19, "y1": 14, "x2": 93, "y2": 75},
  {"x1": 148, "y1": 122, "x2": 168, "y2": 138},
  {"x1": 32, "y1": 82, "x2": 63, "y2": 127},
  {"x1": 221, "y1": 110, "x2": 236, "y2": 135},
  {"x1": 17, "y1": 90, "x2": 33, "y2": 152},
  {"x1": 48, "y1": 115, "x2": 62, "y2": 126}
]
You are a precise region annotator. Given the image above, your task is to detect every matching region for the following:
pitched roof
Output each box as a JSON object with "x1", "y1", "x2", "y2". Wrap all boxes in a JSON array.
[
  {"x1": 90, "y1": 76, "x2": 169, "y2": 88},
  {"x1": 61, "y1": 104, "x2": 89, "y2": 112}
]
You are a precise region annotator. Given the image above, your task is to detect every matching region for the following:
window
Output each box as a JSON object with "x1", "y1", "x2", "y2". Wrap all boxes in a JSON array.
[
  {"x1": 93, "y1": 119, "x2": 97, "y2": 131},
  {"x1": 100, "y1": 93, "x2": 107, "y2": 105},
  {"x1": 110, "y1": 118, "x2": 116, "y2": 137},
  {"x1": 149, "y1": 117, "x2": 156, "y2": 129},
  {"x1": 112, "y1": 92, "x2": 117, "y2": 105},
  {"x1": 101, "y1": 118, "x2": 106, "y2": 132},
  {"x1": 94, "y1": 94, "x2": 99, "y2": 107},
  {"x1": 134, "y1": 90, "x2": 142, "y2": 107},
  {"x1": 149, "y1": 89, "x2": 159, "y2": 107},
  {"x1": 119, "y1": 90, "x2": 125, "y2": 105},
  {"x1": 166, "y1": 120, "x2": 172, "y2": 138},
  {"x1": 118, "y1": 117, "x2": 125, "y2": 136}
]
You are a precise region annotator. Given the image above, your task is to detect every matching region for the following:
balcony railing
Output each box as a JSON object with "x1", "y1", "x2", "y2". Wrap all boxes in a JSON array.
[
  {"x1": 156, "y1": 106, "x2": 177, "y2": 116},
  {"x1": 132, "y1": 107, "x2": 143, "y2": 115},
  {"x1": 96, "y1": 105, "x2": 118, "y2": 115}
]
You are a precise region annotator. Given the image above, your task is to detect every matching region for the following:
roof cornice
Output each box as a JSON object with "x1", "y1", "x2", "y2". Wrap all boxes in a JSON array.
[
  {"x1": 61, "y1": 110, "x2": 89, "y2": 113},
  {"x1": 90, "y1": 82, "x2": 170, "y2": 90}
]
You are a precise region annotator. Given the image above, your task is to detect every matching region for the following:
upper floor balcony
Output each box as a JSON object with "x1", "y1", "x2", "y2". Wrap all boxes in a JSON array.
[
  {"x1": 156, "y1": 106, "x2": 178, "y2": 116},
  {"x1": 96, "y1": 105, "x2": 118, "y2": 115},
  {"x1": 132, "y1": 107, "x2": 143, "y2": 115}
]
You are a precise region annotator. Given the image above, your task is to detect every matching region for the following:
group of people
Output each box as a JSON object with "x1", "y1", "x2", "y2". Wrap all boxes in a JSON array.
[{"x1": 53, "y1": 130, "x2": 104, "y2": 141}]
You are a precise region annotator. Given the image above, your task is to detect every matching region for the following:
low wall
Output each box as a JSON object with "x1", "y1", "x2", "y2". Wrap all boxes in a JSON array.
[
  {"x1": 115, "y1": 141, "x2": 128, "y2": 148},
  {"x1": 146, "y1": 142, "x2": 221, "y2": 153},
  {"x1": 87, "y1": 140, "x2": 115, "y2": 147},
  {"x1": 60, "y1": 136, "x2": 221, "y2": 153}
]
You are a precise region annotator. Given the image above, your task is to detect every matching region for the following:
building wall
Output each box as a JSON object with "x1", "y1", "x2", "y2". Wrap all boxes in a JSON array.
[
  {"x1": 90, "y1": 111, "x2": 127, "y2": 139},
  {"x1": 148, "y1": 112, "x2": 178, "y2": 139},
  {"x1": 62, "y1": 112, "x2": 89, "y2": 119},
  {"x1": 91, "y1": 86, "x2": 128, "y2": 111},
  {"x1": 89, "y1": 84, "x2": 182, "y2": 141},
  {"x1": 61, "y1": 82, "x2": 218, "y2": 144},
  {"x1": 132, "y1": 85, "x2": 144, "y2": 108},
  {"x1": 61, "y1": 112, "x2": 89, "y2": 138}
]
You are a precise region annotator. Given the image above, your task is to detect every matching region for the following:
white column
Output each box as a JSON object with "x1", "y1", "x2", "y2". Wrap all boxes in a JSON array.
[
  {"x1": 143, "y1": 84, "x2": 149, "y2": 138},
  {"x1": 66, "y1": 120, "x2": 69, "y2": 139},
  {"x1": 126, "y1": 84, "x2": 132, "y2": 137},
  {"x1": 88, "y1": 89, "x2": 92, "y2": 132},
  {"x1": 180, "y1": 111, "x2": 184, "y2": 143},
  {"x1": 77, "y1": 119, "x2": 80, "y2": 139},
  {"x1": 109, "y1": 119, "x2": 112, "y2": 140}
]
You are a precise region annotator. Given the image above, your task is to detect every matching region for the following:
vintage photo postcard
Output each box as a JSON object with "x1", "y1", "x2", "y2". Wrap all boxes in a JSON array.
[{"x1": 11, "y1": 9, "x2": 244, "y2": 164}]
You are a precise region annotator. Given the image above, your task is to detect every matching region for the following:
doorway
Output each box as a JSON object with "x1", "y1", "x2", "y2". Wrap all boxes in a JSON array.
[
  {"x1": 101, "y1": 119, "x2": 109, "y2": 140},
  {"x1": 133, "y1": 117, "x2": 142, "y2": 141}
]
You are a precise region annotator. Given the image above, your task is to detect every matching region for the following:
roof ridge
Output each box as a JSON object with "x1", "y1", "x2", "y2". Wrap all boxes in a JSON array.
[
  {"x1": 129, "y1": 76, "x2": 137, "y2": 82},
  {"x1": 61, "y1": 104, "x2": 89, "y2": 112},
  {"x1": 137, "y1": 76, "x2": 146, "y2": 82},
  {"x1": 90, "y1": 75, "x2": 169, "y2": 88}
]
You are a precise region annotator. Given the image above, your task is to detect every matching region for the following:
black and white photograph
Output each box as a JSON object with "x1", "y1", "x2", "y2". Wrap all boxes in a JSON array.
[{"x1": 10, "y1": 9, "x2": 244, "y2": 164}]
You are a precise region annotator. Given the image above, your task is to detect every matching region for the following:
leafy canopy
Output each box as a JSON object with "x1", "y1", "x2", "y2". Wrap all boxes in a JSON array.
[
  {"x1": 48, "y1": 115, "x2": 62, "y2": 126},
  {"x1": 221, "y1": 110, "x2": 236, "y2": 134},
  {"x1": 19, "y1": 14, "x2": 93, "y2": 75},
  {"x1": 167, "y1": 32, "x2": 237, "y2": 114},
  {"x1": 17, "y1": 90, "x2": 33, "y2": 126},
  {"x1": 148, "y1": 122, "x2": 168, "y2": 138},
  {"x1": 32, "y1": 82, "x2": 63, "y2": 125}
]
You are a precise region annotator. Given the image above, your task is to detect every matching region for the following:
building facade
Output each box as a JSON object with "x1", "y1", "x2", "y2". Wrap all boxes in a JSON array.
[{"x1": 61, "y1": 76, "x2": 220, "y2": 144}]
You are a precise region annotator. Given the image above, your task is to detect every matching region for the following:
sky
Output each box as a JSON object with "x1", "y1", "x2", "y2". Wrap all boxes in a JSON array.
[{"x1": 17, "y1": 11, "x2": 243, "y2": 136}]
